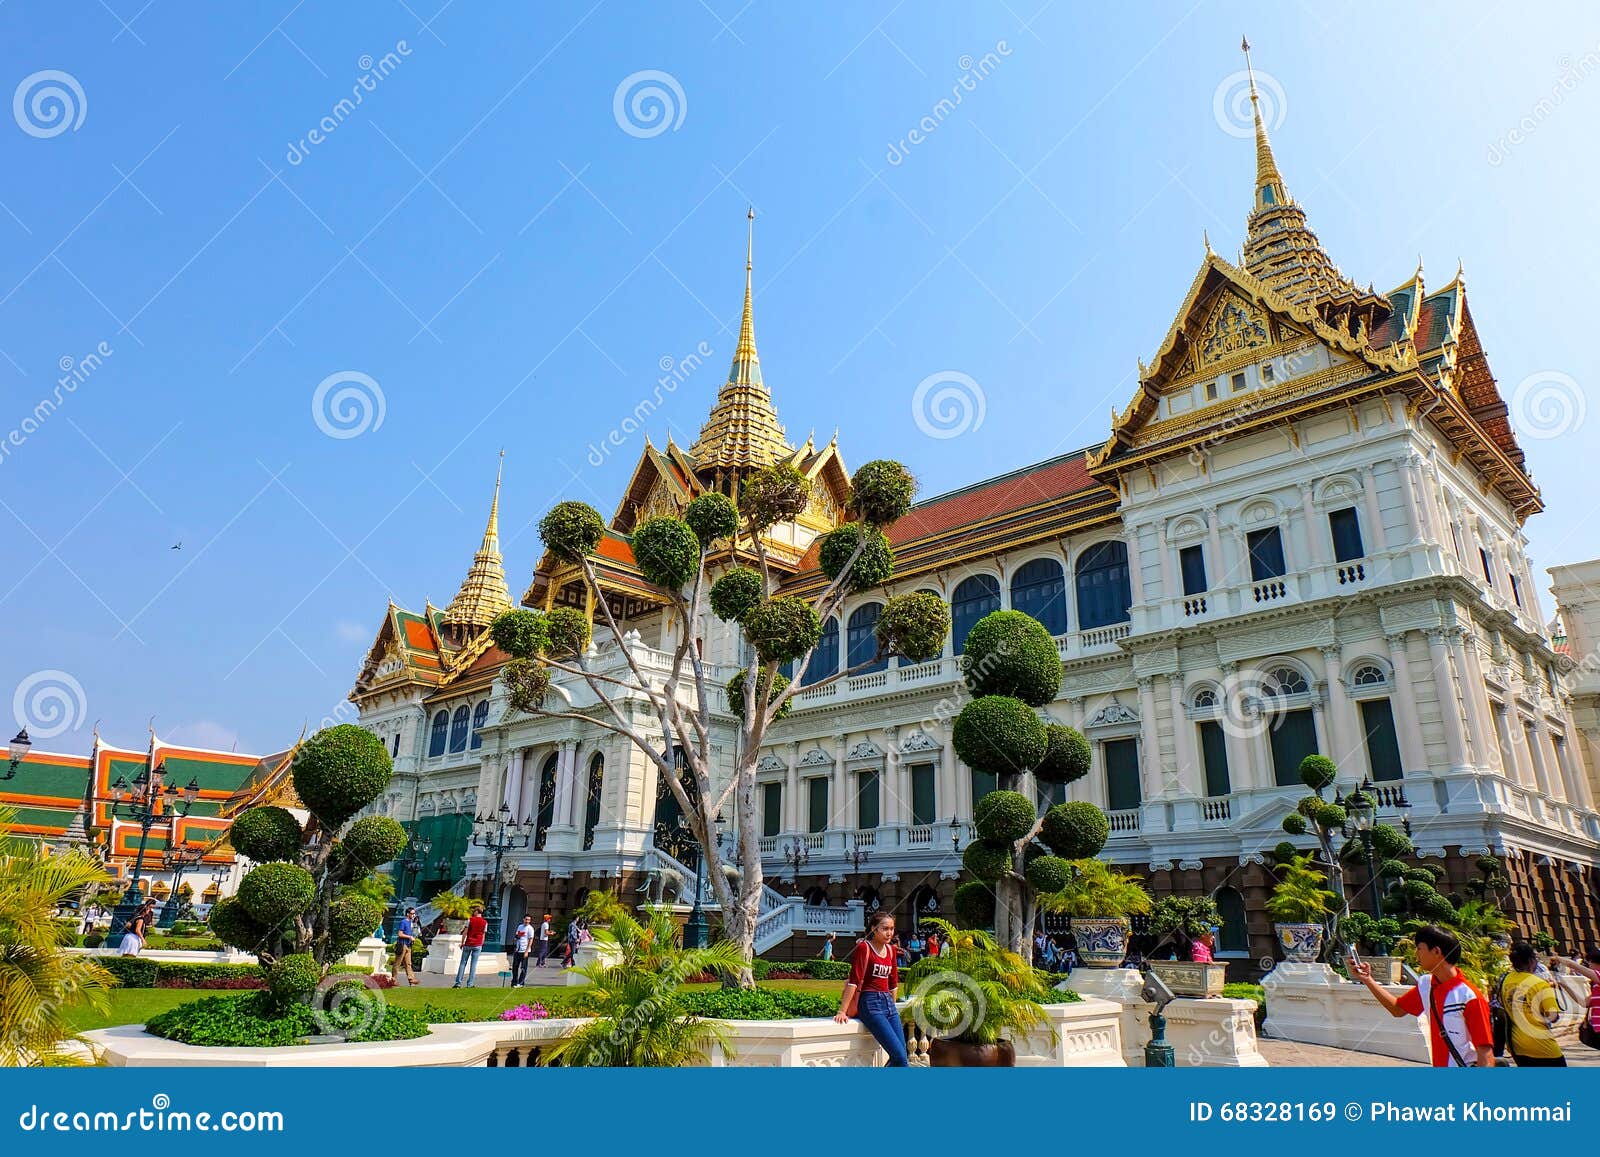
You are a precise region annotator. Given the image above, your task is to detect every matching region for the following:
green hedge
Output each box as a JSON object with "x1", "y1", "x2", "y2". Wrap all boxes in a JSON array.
[
  {"x1": 751, "y1": 956, "x2": 850, "y2": 981},
  {"x1": 98, "y1": 957, "x2": 266, "y2": 989},
  {"x1": 146, "y1": 991, "x2": 438, "y2": 1046},
  {"x1": 678, "y1": 987, "x2": 835, "y2": 1020}
]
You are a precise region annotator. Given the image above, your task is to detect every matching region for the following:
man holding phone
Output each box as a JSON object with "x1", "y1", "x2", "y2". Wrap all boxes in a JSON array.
[{"x1": 1351, "y1": 925, "x2": 1494, "y2": 1067}]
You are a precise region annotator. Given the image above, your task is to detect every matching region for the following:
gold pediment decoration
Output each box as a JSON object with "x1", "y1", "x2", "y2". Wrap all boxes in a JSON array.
[{"x1": 1197, "y1": 294, "x2": 1269, "y2": 367}]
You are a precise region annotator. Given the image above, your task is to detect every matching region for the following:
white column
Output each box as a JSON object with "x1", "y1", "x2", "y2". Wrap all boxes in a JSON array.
[
  {"x1": 1455, "y1": 632, "x2": 1498, "y2": 774},
  {"x1": 1383, "y1": 633, "x2": 1427, "y2": 774},
  {"x1": 503, "y1": 748, "x2": 526, "y2": 819},
  {"x1": 938, "y1": 721, "x2": 957, "y2": 820},
  {"x1": 1427, "y1": 630, "x2": 1471, "y2": 772},
  {"x1": 1506, "y1": 711, "x2": 1538, "y2": 790},
  {"x1": 1317, "y1": 644, "x2": 1359, "y2": 774},
  {"x1": 1157, "y1": 523, "x2": 1177, "y2": 604},
  {"x1": 549, "y1": 740, "x2": 577, "y2": 831},
  {"x1": 1361, "y1": 465, "x2": 1388, "y2": 553},
  {"x1": 1137, "y1": 677, "x2": 1162, "y2": 800},
  {"x1": 883, "y1": 726, "x2": 903, "y2": 826},
  {"x1": 1298, "y1": 481, "x2": 1322, "y2": 567},
  {"x1": 1534, "y1": 722, "x2": 1567, "y2": 804},
  {"x1": 1524, "y1": 719, "x2": 1555, "y2": 796},
  {"x1": 1127, "y1": 524, "x2": 1147, "y2": 605},
  {"x1": 1168, "y1": 673, "x2": 1200, "y2": 797},
  {"x1": 1206, "y1": 507, "x2": 1227, "y2": 588},
  {"x1": 1063, "y1": 699, "x2": 1090, "y2": 804},
  {"x1": 784, "y1": 743, "x2": 800, "y2": 832},
  {"x1": 1397, "y1": 457, "x2": 1425, "y2": 542},
  {"x1": 832, "y1": 733, "x2": 849, "y2": 830},
  {"x1": 1218, "y1": 661, "x2": 1254, "y2": 792}
]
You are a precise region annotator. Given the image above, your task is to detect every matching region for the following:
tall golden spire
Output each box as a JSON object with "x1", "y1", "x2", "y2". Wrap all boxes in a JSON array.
[
  {"x1": 441, "y1": 450, "x2": 513, "y2": 640},
  {"x1": 1238, "y1": 38, "x2": 1366, "y2": 309},
  {"x1": 689, "y1": 209, "x2": 792, "y2": 475}
]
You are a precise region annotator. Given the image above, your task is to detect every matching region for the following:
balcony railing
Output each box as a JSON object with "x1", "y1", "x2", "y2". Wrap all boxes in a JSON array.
[
  {"x1": 1106, "y1": 808, "x2": 1141, "y2": 834},
  {"x1": 1200, "y1": 796, "x2": 1231, "y2": 822}
]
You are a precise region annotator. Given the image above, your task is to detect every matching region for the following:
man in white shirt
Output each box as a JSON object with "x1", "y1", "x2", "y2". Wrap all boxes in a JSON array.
[
  {"x1": 536, "y1": 913, "x2": 552, "y2": 967},
  {"x1": 510, "y1": 915, "x2": 534, "y2": 986}
]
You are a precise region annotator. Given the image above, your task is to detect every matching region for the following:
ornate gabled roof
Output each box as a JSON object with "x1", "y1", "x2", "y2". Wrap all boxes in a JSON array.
[
  {"x1": 352, "y1": 601, "x2": 449, "y2": 701},
  {"x1": 688, "y1": 210, "x2": 792, "y2": 473},
  {"x1": 441, "y1": 452, "x2": 514, "y2": 636}
]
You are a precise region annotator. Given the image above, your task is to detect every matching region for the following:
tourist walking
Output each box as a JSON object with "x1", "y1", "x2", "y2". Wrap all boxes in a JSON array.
[
  {"x1": 1352, "y1": 925, "x2": 1494, "y2": 1067},
  {"x1": 118, "y1": 899, "x2": 156, "y2": 956},
  {"x1": 926, "y1": 932, "x2": 941, "y2": 959},
  {"x1": 834, "y1": 910, "x2": 908, "y2": 1067},
  {"x1": 393, "y1": 906, "x2": 420, "y2": 985},
  {"x1": 821, "y1": 932, "x2": 835, "y2": 962},
  {"x1": 1550, "y1": 948, "x2": 1600, "y2": 1049},
  {"x1": 1497, "y1": 942, "x2": 1565, "y2": 1066},
  {"x1": 454, "y1": 904, "x2": 488, "y2": 988},
  {"x1": 510, "y1": 914, "x2": 534, "y2": 987},
  {"x1": 564, "y1": 914, "x2": 579, "y2": 967},
  {"x1": 536, "y1": 912, "x2": 552, "y2": 967}
]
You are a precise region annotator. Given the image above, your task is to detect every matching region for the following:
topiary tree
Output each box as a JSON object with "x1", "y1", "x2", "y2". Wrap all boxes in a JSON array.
[
  {"x1": 947, "y1": 608, "x2": 1106, "y2": 957},
  {"x1": 496, "y1": 458, "x2": 947, "y2": 986},
  {"x1": 1278, "y1": 755, "x2": 1352, "y2": 937},
  {"x1": 208, "y1": 724, "x2": 399, "y2": 1008}
]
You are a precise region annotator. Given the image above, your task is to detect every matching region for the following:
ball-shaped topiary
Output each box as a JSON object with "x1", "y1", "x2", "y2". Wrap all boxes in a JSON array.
[
  {"x1": 503, "y1": 658, "x2": 551, "y2": 714},
  {"x1": 960, "y1": 611, "x2": 1062, "y2": 707},
  {"x1": 1416, "y1": 892, "x2": 1456, "y2": 922},
  {"x1": 1299, "y1": 754, "x2": 1338, "y2": 792},
  {"x1": 1281, "y1": 812, "x2": 1308, "y2": 836},
  {"x1": 1040, "y1": 800, "x2": 1110, "y2": 860},
  {"x1": 973, "y1": 789, "x2": 1035, "y2": 844},
  {"x1": 818, "y1": 522, "x2": 894, "y2": 592},
  {"x1": 238, "y1": 862, "x2": 316, "y2": 927},
  {"x1": 952, "y1": 695, "x2": 1048, "y2": 778},
  {"x1": 1402, "y1": 867, "x2": 1440, "y2": 887},
  {"x1": 544, "y1": 606, "x2": 592, "y2": 658},
  {"x1": 632, "y1": 516, "x2": 701, "y2": 590},
  {"x1": 962, "y1": 838, "x2": 1014, "y2": 883},
  {"x1": 1475, "y1": 854, "x2": 1501, "y2": 875},
  {"x1": 875, "y1": 592, "x2": 949, "y2": 664},
  {"x1": 1370, "y1": 822, "x2": 1413, "y2": 860},
  {"x1": 849, "y1": 459, "x2": 915, "y2": 526},
  {"x1": 740, "y1": 463, "x2": 811, "y2": 529},
  {"x1": 328, "y1": 894, "x2": 385, "y2": 959},
  {"x1": 684, "y1": 492, "x2": 738, "y2": 548},
  {"x1": 1297, "y1": 797, "x2": 1346, "y2": 830},
  {"x1": 743, "y1": 596, "x2": 823, "y2": 665},
  {"x1": 709, "y1": 566, "x2": 764, "y2": 623},
  {"x1": 228, "y1": 805, "x2": 302, "y2": 864},
  {"x1": 1035, "y1": 723, "x2": 1091, "y2": 784},
  {"x1": 539, "y1": 501, "x2": 605, "y2": 562},
  {"x1": 725, "y1": 667, "x2": 792, "y2": 722},
  {"x1": 207, "y1": 895, "x2": 267, "y2": 952},
  {"x1": 1272, "y1": 841, "x2": 1300, "y2": 865},
  {"x1": 291, "y1": 724, "x2": 392, "y2": 828},
  {"x1": 338, "y1": 815, "x2": 407, "y2": 874},
  {"x1": 490, "y1": 609, "x2": 549, "y2": 659},
  {"x1": 1378, "y1": 858, "x2": 1408, "y2": 879},
  {"x1": 1025, "y1": 854, "x2": 1073, "y2": 895},
  {"x1": 268, "y1": 952, "x2": 321, "y2": 1005},
  {"x1": 953, "y1": 880, "x2": 996, "y2": 929}
]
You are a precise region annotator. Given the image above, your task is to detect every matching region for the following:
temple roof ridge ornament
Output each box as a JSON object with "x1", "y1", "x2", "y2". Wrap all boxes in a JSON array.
[{"x1": 441, "y1": 449, "x2": 514, "y2": 640}]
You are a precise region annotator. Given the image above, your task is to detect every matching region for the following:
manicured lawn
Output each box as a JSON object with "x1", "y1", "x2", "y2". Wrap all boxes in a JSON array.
[{"x1": 67, "y1": 978, "x2": 846, "y2": 1033}]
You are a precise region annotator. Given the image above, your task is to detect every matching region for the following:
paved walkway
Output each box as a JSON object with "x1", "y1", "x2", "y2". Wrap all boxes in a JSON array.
[
  {"x1": 401, "y1": 959, "x2": 573, "y2": 988},
  {"x1": 1259, "y1": 1031, "x2": 1599, "y2": 1067}
]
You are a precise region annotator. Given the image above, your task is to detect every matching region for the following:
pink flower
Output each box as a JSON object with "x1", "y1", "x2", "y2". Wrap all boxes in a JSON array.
[{"x1": 499, "y1": 1002, "x2": 551, "y2": 1021}]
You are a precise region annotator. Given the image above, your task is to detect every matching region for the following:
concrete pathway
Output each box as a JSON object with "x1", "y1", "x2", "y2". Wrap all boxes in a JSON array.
[{"x1": 1259, "y1": 1032, "x2": 1599, "y2": 1067}]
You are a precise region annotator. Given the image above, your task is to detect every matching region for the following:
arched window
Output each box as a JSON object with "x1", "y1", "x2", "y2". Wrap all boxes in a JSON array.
[
  {"x1": 951, "y1": 575, "x2": 1001, "y2": 653},
  {"x1": 1265, "y1": 667, "x2": 1309, "y2": 696},
  {"x1": 428, "y1": 710, "x2": 449, "y2": 757},
  {"x1": 1215, "y1": 886, "x2": 1247, "y2": 953},
  {"x1": 583, "y1": 753, "x2": 604, "y2": 850},
  {"x1": 469, "y1": 699, "x2": 490, "y2": 750},
  {"x1": 448, "y1": 705, "x2": 471, "y2": 753},
  {"x1": 1075, "y1": 541, "x2": 1132, "y2": 630},
  {"x1": 1192, "y1": 688, "x2": 1219, "y2": 710},
  {"x1": 847, "y1": 603, "x2": 887, "y2": 674},
  {"x1": 1352, "y1": 664, "x2": 1387, "y2": 688},
  {"x1": 534, "y1": 753, "x2": 560, "y2": 849},
  {"x1": 801, "y1": 618, "x2": 839, "y2": 687},
  {"x1": 1010, "y1": 558, "x2": 1068, "y2": 635}
]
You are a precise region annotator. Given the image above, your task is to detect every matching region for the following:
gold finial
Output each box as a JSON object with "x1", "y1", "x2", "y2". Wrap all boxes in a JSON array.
[{"x1": 443, "y1": 454, "x2": 514, "y2": 636}]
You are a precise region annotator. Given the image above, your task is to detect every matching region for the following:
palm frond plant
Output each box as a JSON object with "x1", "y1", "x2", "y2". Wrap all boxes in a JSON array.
[
  {"x1": 0, "y1": 806, "x2": 115, "y2": 1066},
  {"x1": 899, "y1": 917, "x2": 1052, "y2": 1050},
  {"x1": 1448, "y1": 899, "x2": 1511, "y2": 942},
  {"x1": 1036, "y1": 859, "x2": 1153, "y2": 919},
  {"x1": 1264, "y1": 855, "x2": 1337, "y2": 924},
  {"x1": 547, "y1": 904, "x2": 746, "y2": 1066}
]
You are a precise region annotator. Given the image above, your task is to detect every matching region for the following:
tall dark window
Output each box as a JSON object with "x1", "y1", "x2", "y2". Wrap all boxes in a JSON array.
[
  {"x1": 856, "y1": 770, "x2": 880, "y2": 829},
  {"x1": 1179, "y1": 545, "x2": 1208, "y2": 596},
  {"x1": 970, "y1": 767, "x2": 997, "y2": 807},
  {"x1": 1104, "y1": 737, "x2": 1141, "y2": 811},
  {"x1": 951, "y1": 575, "x2": 1001, "y2": 653},
  {"x1": 448, "y1": 705, "x2": 471, "y2": 753},
  {"x1": 1359, "y1": 699, "x2": 1405, "y2": 782},
  {"x1": 535, "y1": 753, "x2": 560, "y2": 848},
  {"x1": 1075, "y1": 540, "x2": 1132, "y2": 629},
  {"x1": 761, "y1": 782, "x2": 782, "y2": 838},
  {"x1": 428, "y1": 710, "x2": 448, "y2": 757},
  {"x1": 1269, "y1": 708, "x2": 1318, "y2": 786},
  {"x1": 1479, "y1": 547, "x2": 1495, "y2": 586},
  {"x1": 582, "y1": 753, "x2": 604, "y2": 849},
  {"x1": 846, "y1": 603, "x2": 887, "y2": 674},
  {"x1": 1010, "y1": 558, "x2": 1068, "y2": 635},
  {"x1": 469, "y1": 699, "x2": 490, "y2": 750},
  {"x1": 1509, "y1": 574, "x2": 1523, "y2": 608},
  {"x1": 1328, "y1": 507, "x2": 1364, "y2": 563},
  {"x1": 1198, "y1": 720, "x2": 1231, "y2": 796},
  {"x1": 806, "y1": 778, "x2": 829, "y2": 833},
  {"x1": 1216, "y1": 887, "x2": 1247, "y2": 952},
  {"x1": 1246, "y1": 526, "x2": 1287, "y2": 582},
  {"x1": 802, "y1": 618, "x2": 839, "y2": 686},
  {"x1": 910, "y1": 763, "x2": 936, "y2": 826}
]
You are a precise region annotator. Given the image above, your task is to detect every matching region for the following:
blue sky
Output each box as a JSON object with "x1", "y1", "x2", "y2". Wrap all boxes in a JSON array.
[{"x1": 5, "y1": 2, "x2": 1599, "y2": 755}]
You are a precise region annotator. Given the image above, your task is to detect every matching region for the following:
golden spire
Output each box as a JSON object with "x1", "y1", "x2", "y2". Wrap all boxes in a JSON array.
[
  {"x1": 689, "y1": 209, "x2": 792, "y2": 474},
  {"x1": 1242, "y1": 37, "x2": 1287, "y2": 213},
  {"x1": 442, "y1": 450, "x2": 513, "y2": 639}
]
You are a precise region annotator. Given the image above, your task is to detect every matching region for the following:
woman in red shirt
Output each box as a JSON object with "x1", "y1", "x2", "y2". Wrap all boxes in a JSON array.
[{"x1": 834, "y1": 910, "x2": 908, "y2": 1066}]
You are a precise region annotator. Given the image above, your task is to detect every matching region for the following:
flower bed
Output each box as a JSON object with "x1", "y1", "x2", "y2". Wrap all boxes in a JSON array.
[{"x1": 145, "y1": 990, "x2": 465, "y2": 1047}]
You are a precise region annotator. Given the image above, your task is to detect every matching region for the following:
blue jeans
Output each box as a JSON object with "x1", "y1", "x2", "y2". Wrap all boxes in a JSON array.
[
  {"x1": 856, "y1": 991, "x2": 908, "y2": 1067},
  {"x1": 455, "y1": 945, "x2": 481, "y2": 986}
]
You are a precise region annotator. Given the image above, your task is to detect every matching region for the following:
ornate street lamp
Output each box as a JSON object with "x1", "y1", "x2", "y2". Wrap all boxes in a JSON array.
[
  {"x1": 470, "y1": 802, "x2": 531, "y2": 944},
  {"x1": 157, "y1": 843, "x2": 205, "y2": 928},
  {"x1": 104, "y1": 761, "x2": 200, "y2": 937},
  {"x1": 949, "y1": 815, "x2": 963, "y2": 852},
  {"x1": 682, "y1": 812, "x2": 726, "y2": 950},
  {"x1": 4, "y1": 728, "x2": 30, "y2": 779},
  {"x1": 844, "y1": 831, "x2": 871, "y2": 874},
  {"x1": 782, "y1": 837, "x2": 810, "y2": 882}
]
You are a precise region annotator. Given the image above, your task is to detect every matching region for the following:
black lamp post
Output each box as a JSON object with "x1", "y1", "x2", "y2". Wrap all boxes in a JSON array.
[
  {"x1": 1341, "y1": 786, "x2": 1381, "y2": 916},
  {"x1": 948, "y1": 815, "x2": 963, "y2": 852},
  {"x1": 782, "y1": 837, "x2": 811, "y2": 883},
  {"x1": 844, "y1": 832, "x2": 871, "y2": 874},
  {"x1": 682, "y1": 812, "x2": 726, "y2": 950},
  {"x1": 470, "y1": 802, "x2": 531, "y2": 944},
  {"x1": 4, "y1": 728, "x2": 30, "y2": 780},
  {"x1": 105, "y1": 761, "x2": 199, "y2": 938},
  {"x1": 156, "y1": 843, "x2": 205, "y2": 928}
]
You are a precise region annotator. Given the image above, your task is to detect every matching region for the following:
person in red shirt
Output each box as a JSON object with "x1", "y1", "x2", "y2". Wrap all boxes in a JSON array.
[
  {"x1": 834, "y1": 910, "x2": 907, "y2": 1066},
  {"x1": 1352, "y1": 924, "x2": 1494, "y2": 1067},
  {"x1": 454, "y1": 904, "x2": 490, "y2": 989}
]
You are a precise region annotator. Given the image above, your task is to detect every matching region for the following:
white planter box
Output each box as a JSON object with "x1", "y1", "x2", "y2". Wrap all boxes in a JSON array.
[{"x1": 1261, "y1": 961, "x2": 1430, "y2": 1063}]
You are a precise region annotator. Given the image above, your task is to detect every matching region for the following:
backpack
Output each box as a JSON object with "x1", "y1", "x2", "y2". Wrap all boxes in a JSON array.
[{"x1": 1489, "y1": 973, "x2": 1510, "y2": 1058}]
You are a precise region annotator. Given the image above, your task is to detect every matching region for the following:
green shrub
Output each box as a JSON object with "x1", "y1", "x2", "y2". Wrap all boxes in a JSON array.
[
  {"x1": 683, "y1": 492, "x2": 738, "y2": 548},
  {"x1": 328, "y1": 894, "x2": 384, "y2": 958},
  {"x1": 268, "y1": 953, "x2": 321, "y2": 1005},
  {"x1": 207, "y1": 895, "x2": 268, "y2": 953},
  {"x1": 238, "y1": 862, "x2": 317, "y2": 926},
  {"x1": 99, "y1": 958, "x2": 267, "y2": 989},
  {"x1": 1370, "y1": 823, "x2": 1412, "y2": 860},
  {"x1": 146, "y1": 991, "x2": 430, "y2": 1046},
  {"x1": 725, "y1": 667, "x2": 792, "y2": 722},
  {"x1": 818, "y1": 522, "x2": 894, "y2": 591},
  {"x1": 740, "y1": 463, "x2": 811, "y2": 529},
  {"x1": 490, "y1": 609, "x2": 549, "y2": 659},
  {"x1": 1024, "y1": 855, "x2": 1072, "y2": 894},
  {"x1": 801, "y1": 958, "x2": 850, "y2": 980},
  {"x1": 539, "y1": 501, "x2": 605, "y2": 562},
  {"x1": 953, "y1": 880, "x2": 996, "y2": 928},
  {"x1": 961, "y1": 838, "x2": 1013, "y2": 883},
  {"x1": 633, "y1": 516, "x2": 701, "y2": 590},
  {"x1": 290, "y1": 724, "x2": 392, "y2": 828},
  {"x1": 875, "y1": 592, "x2": 949, "y2": 664},
  {"x1": 678, "y1": 986, "x2": 836, "y2": 1020},
  {"x1": 98, "y1": 956, "x2": 158, "y2": 988},
  {"x1": 544, "y1": 606, "x2": 592, "y2": 657},
  {"x1": 229, "y1": 806, "x2": 302, "y2": 864},
  {"x1": 503, "y1": 658, "x2": 551, "y2": 712},
  {"x1": 1040, "y1": 800, "x2": 1110, "y2": 860},
  {"x1": 849, "y1": 459, "x2": 915, "y2": 526},
  {"x1": 1299, "y1": 755, "x2": 1337, "y2": 792},
  {"x1": 709, "y1": 566, "x2": 764, "y2": 622},
  {"x1": 1281, "y1": 812, "x2": 1308, "y2": 836},
  {"x1": 952, "y1": 695, "x2": 1048, "y2": 778},
  {"x1": 973, "y1": 790, "x2": 1035, "y2": 843},
  {"x1": 960, "y1": 611, "x2": 1062, "y2": 707},
  {"x1": 743, "y1": 597, "x2": 823, "y2": 665},
  {"x1": 1035, "y1": 724, "x2": 1091, "y2": 784},
  {"x1": 339, "y1": 815, "x2": 407, "y2": 874}
]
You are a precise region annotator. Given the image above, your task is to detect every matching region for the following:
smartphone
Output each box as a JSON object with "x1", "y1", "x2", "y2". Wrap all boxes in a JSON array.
[{"x1": 1346, "y1": 945, "x2": 1362, "y2": 969}]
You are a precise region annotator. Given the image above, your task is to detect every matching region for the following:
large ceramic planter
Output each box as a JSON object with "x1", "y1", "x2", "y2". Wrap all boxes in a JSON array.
[
  {"x1": 1150, "y1": 960, "x2": 1228, "y2": 997},
  {"x1": 1071, "y1": 917, "x2": 1131, "y2": 968},
  {"x1": 928, "y1": 1037, "x2": 1016, "y2": 1067},
  {"x1": 1274, "y1": 922, "x2": 1324, "y2": 963}
]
